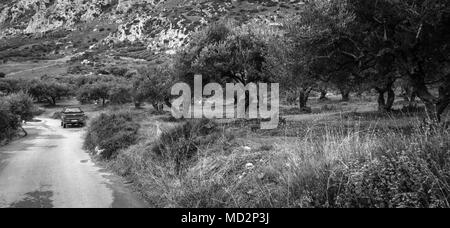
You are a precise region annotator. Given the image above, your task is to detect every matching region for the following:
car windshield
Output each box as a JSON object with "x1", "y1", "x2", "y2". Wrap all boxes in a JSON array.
[{"x1": 64, "y1": 108, "x2": 82, "y2": 113}]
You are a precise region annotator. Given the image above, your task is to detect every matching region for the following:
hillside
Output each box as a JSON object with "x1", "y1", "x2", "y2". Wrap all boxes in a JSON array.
[{"x1": 0, "y1": 0, "x2": 303, "y2": 56}]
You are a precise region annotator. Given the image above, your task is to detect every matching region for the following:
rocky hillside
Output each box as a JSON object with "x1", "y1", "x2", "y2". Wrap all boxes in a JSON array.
[{"x1": 0, "y1": 0, "x2": 303, "y2": 53}]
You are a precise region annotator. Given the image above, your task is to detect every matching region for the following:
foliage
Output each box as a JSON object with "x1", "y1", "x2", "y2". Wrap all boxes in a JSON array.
[
  {"x1": 69, "y1": 74, "x2": 133, "y2": 106},
  {"x1": 67, "y1": 64, "x2": 90, "y2": 74},
  {"x1": 27, "y1": 79, "x2": 72, "y2": 105},
  {"x1": 182, "y1": 121, "x2": 449, "y2": 208},
  {"x1": 0, "y1": 78, "x2": 26, "y2": 94},
  {"x1": 175, "y1": 20, "x2": 278, "y2": 86},
  {"x1": 4, "y1": 91, "x2": 36, "y2": 121},
  {"x1": 353, "y1": 0, "x2": 450, "y2": 119},
  {"x1": 84, "y1": 111, "x2": 140, "y2": 159},
  {"x1": 151, "y1": 119, "x2": 223, "y2": 175},
  {"x1": 108, "y1": 66, "x2": 129, "y2": 77},
  {"x1": 64, "y1": 74, "x2": 115, "y2": 87},
  {"x1": 264, "y1": 21, "x2": 317, "y2": 108},
  {"x1": 291, "y1": 0, "x2": 450, "y2": 117},
  {"x1": 132, "y1": 65, "x2": 173, "y2": 110},
  {"x1": 336, "y1": 128, "x2": 450, "y2": 208},
  {"x1": 0, "y1": 108, "x2": 20, "y2": 142},
  {"x1": 108, "y1": 83, "x2": 132, "y2": 105},
  {"x1": 0, "y1": 92, "x2": 36, "y2": 142},
  {"x1": 77, "y1": 82, "x2": 111, "y2": 105}
]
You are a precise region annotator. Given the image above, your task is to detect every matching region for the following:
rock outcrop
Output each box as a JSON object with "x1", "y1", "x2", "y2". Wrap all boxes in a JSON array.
[{"x1": 0, "y1": 0, "x2": 303, "y2": 52}]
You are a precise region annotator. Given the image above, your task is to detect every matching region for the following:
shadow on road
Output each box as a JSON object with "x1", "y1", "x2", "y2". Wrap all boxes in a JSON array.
[{"x1": 9, "y1": 190, "x2": 54, "y2": 208}]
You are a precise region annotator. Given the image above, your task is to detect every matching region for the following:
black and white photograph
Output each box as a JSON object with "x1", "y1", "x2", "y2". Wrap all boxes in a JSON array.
[{"x1": 0, "y1": 0, "x2": 449, "y2": 213}]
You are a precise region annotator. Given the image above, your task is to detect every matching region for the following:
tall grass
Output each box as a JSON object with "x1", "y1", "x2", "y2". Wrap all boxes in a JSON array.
[
  {"x1": 84, "y1": 111, "x2": 140, "y2": 159},
  {"x1": 110, "y1": 116, "x2": 450, "y2": 208}
]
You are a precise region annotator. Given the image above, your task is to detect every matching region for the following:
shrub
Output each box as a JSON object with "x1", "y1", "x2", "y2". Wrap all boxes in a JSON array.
[
  {"x1": 335, "y1": 130, "x2": 450, "y2": 208},
  {"x1": 67, "y1": 64, "x2": 88, "y2": 74},
  {"x1": 84, "y1": 112, "x2": 140, "y2": 159},
  {"x1": 65, "y1": 74, "x2": 115, "y2": 88},
  {"x1": 0, "y1": 108, "x2": 20, "y2": 142},
  {"x1": 109, "y1": 119, "x2": 234, "y2": 206},
  {"x1": 108, "y1": 67, "x2": 129, "y2": 77},
  {"x1": 151, "y1": 119, "x2": 222, "y2": 175},
  {"x1": 51, "y1": 111, "x2": 62, "y2": 119},
  {"x1": 108, "y1": 115, "x2": 450, "y2": 208},
  {"x1": 0, "y1": 92, "x2": 35, "y2": 142},
  {"x1": 5, "y1": 91, "x2": 36, "y2": 121},
  {"x1": 0, "y1": 78, "x2": 25, "y2": 94},
  {"x1": 169, "y1": 120, "x2": 450, "y2": 208},
  {"x1": 108, "y1": 84, "x2": 132, "y2": 105},
  {"x1": 96, "y1": 66, "x2": 129, "y2": 77}
]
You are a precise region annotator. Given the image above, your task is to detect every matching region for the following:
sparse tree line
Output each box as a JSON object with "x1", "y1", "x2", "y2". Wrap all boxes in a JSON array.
[
  {"x1": 163, "y1": 0, "x2": 450, "y2": 120},
  {"x1": 1, "y1": 0, "x2": 448, "y2": 133},
  {"x1": 171, "y1": 0, "x2": 449, "y2": 121},
  {"x1": 273, "y1": 0, "x2": 449, "y2": 121},
  {"x1": 0, "y1": 65, "x2": 172, "y2": 107},
  {"x1": 0, "y1": 65, "x2": 172, "y2": 142}
]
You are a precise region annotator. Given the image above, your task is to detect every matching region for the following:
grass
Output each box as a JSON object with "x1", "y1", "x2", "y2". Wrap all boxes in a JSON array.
[
  {"x1": 101, "y1": 100, "x2": 450, "y2": 208},
  {"x1": 0, "y1": 59, "x2": 69, "y2": 79},
  {"x1": 84, "y1": 110, "x2": 143, "y2": 159}
]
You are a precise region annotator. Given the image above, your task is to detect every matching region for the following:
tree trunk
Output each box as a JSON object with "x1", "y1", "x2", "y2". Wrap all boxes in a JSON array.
[
  {"x1": 402, "y1": 87, "x2": 418, "y2": 106},
  {"x1": 164, "y1": 98, "x2": 172, "y2": 109},
  {"x1": 410, "y1": 72, "x2": 449, "y2": 122},
  {"x1": 47, "y1": 97, "x2": 56, "y2": 106},
  {"x1": 153, "y1": 102, "x2": 165, "y2": 112},
  {"x1": 378, "y1": 88, "x2": 395, "y2": 112},
  {"x1": 298, "y1": 88, "x2": 311, "y2": 112},
  {"x1": 423, "y1": 100, "x2": 439, "y2": 122},
  {"x1": 436, "y1": 85, "x2": 450, "y2": 122},
  {"x1": 286, "y1": 90, "x2": 297, "y2": 105},
  {"x1": 245, "y1": 90, "x2": 250, "y2": 112},
  {"x1": 319, "y1": 90, "x2": 328, "y2": 100},
  {"x1": 377, "y1": 90, "x2": 387, "y2": 112},
  {"x1": 437, "y1": 100, "x2": 449, "y2": 122},
  {"x1": 386, "y1": 88, "x2": 395, "y2": 110},
  {"x1": 299, "y1": 93, "x2": 307, "y2": 109},
  {"x1": 152, "y1": 103, "x2": 159, "y2": 111},
  {"x1": 377, "y1": 88, "x2": 395, "y2": 112},
  {"x1": 20, "y1": 126, "x2": 28, "y2": 137},
  {"x1": 409, "y1": 92, "x2": 417, "y2": 105},
  {"x1": 340, "y1": 89, "x2": 350, "y2": 101}
]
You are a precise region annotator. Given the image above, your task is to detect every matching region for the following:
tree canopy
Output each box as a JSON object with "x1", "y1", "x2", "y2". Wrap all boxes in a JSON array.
[{"x1": 272, "y1": 0, "x2": 449, "y2": 118}]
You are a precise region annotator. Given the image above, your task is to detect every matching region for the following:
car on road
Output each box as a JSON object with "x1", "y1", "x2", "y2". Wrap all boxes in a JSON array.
[{"x1": 60, "y1": 107, "x2": 87, "y2": 128}]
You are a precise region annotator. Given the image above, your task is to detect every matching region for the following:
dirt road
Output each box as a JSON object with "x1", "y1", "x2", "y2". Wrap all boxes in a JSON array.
[{"x1": 0, "y1": 118, "x2": 148, "y2": 208}]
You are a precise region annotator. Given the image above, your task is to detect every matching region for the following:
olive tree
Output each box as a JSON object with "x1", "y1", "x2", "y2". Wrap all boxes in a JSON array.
[
  {"x1": 1, "y1": 92, "x2": 36, "y2": 136},
  {"x1": 132, "y1": 65, "x2": 173, "y2": 111},
  {"x1": 174, "y1": 20, "x2": 281, "y2": 112},
  {"x1": 27, "y1": 79, "x2": 72, "y2": 106},
  {"x1": 306, "y1": 0, "x2": 450, "y2": 118},
  {"x1": 77, "y1": 82, "x2": 111, "y2": 106}
]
